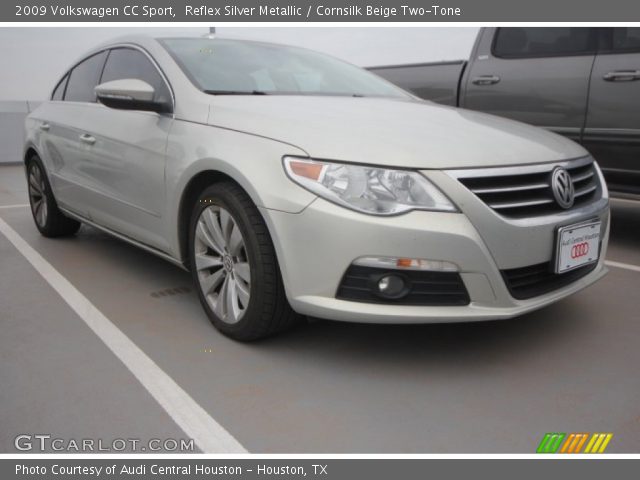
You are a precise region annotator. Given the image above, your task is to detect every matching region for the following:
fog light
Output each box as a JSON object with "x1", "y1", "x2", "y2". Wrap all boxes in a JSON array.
[{"x1": 376, "y1": 274, "x2": 407, "y2": 298}]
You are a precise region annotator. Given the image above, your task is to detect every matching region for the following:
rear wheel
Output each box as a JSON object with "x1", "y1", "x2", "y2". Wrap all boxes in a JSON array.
[
  {"x1": 189, "y1": 182, "x2": 299, "y2": 341},
  {"x1": 27, "y1": 155, "x2": 80, "y2": 237}
]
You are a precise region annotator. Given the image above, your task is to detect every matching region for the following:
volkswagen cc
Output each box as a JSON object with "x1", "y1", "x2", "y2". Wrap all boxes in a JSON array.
[{"x1": 24, "y1": 36, "x2": 610, "y2": 340}]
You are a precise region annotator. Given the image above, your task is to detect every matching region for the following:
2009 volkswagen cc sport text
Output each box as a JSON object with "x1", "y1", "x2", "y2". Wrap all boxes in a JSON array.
[{"x1": 24, "y1": 36, "x2": 610, "y2": 340}]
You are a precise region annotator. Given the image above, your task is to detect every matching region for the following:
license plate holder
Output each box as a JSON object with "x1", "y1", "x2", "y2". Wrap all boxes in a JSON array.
[{"x1": 554, "y1": 221, "x2": 601, "y2": 274}]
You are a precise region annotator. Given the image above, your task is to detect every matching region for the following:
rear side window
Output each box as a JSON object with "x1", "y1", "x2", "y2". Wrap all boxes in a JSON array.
[
  {"x1": 493, "y1": 28, "x2": 597, "y2": 59},
  {"x1": 610, "y1": 28, "x2": 640, "y2": 53},
  {"x1": 100, "y1": 48, "x2": 171, "y2": 104},
  {"x1": 51, "y1": 74, "x2": 68, "y2": 101},
  {"x1": 65, "y1": 51, "x2": 108, "y2": 103}
]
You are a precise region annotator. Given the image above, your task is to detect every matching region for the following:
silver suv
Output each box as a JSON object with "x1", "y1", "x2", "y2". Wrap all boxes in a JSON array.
[{"x1": 24, "y1": 36, "x2": 610, "y2": 340}]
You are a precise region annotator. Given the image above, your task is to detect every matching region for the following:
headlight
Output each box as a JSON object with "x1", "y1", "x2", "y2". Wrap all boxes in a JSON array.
[{"x1": 283, "y1": 157, "x2": 457, "y2": 215}]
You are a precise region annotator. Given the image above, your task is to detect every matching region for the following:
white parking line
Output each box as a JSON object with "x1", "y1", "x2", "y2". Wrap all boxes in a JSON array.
[
  {"x1": 0, "y1": 204, "x2": 29, "y2": 209},
  {"x1": 605, "y1": 260, "x2": 640, "y2": 273},
  {"x1": 0, "y1": 217, "x2": 247, "y2": 454}
]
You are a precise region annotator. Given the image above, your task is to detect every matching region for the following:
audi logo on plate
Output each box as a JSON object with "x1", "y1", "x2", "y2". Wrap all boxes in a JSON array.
[
  {"x1": 551, "y1": 167, "x2": 575, "y2": 209},
  {"x1": 571, "y1": 242, "x2": 590, "y2": 259}
]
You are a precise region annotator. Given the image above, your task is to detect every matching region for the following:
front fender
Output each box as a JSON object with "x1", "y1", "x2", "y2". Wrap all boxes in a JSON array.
[{"x1": 164, "y1": 121, "x2": 317, "y2": 259}]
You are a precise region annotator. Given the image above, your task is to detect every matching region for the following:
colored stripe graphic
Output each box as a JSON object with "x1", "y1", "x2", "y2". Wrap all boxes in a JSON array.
[
  {"x1": 560, "y1": 433, "x2": 577, "y2": 453},
  {"x1": 538, "y1": 432, "x2": 613, "y2": 453},
  {"x1": 537, "y1": 433, "x2": 566, "y2": 453},
  {"x1": 573, "y1": 433, "x2": 589, "y2": 453},
  {"x1": 597, "y1": 434, "x2": 613, "y2": 453},
  {"x1": 584, "y1": 433, "x2": 613, "y2": 453},
  {"x1": 562, "y1": 433, "x2": 588, "y2": 453}
]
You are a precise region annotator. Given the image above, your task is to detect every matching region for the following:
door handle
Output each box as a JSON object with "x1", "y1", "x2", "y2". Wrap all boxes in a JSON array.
[
  {"x1": 79, "y1": 134, "x2": 96, "y2": 145},
  {"x1": 39, "y1": 123, "x2": 50, "y2": 131},
  {"x1": 603, "y1": 70, "x2": 640, "y2": 82},
  {"x1": 472, "y1": 75, "x2": 501, "y2": 86}
]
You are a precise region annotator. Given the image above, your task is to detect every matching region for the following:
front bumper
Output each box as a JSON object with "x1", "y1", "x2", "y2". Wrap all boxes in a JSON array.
[{"x1": 261, "y1": 194, "x2": 610, "y2": 324}]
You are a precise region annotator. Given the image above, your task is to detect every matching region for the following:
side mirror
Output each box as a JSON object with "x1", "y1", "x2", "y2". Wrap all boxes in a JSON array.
[{"x1": 95, "y1": 79, "x2": 171, "y2": 114}]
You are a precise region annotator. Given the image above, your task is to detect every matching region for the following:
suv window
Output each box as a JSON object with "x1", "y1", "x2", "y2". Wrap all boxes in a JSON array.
[
  {"x1": 64, "y1": 51, "x2": 108, "y2": 103},
  {"x1": 493, "y1": 28, "x2": 597, "y2": 59},
  {"x1": 51, "y1": 74, "x2": 68, "y2": 101},
  {"x1": 610, "y1": 28, "x2": 640, "y2": 53},
  {"x1": 100, "y1": 48, "x2": 171, "y2": 104}
]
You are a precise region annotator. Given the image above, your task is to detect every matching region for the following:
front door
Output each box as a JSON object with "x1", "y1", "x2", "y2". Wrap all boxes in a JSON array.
[{"x1": 76, "y1": 47, "x2": 174, "y2": 250}]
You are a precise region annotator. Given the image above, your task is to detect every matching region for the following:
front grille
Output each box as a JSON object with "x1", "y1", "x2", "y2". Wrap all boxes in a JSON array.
[
  {"x1": 455, "y1": 158, "x2": 599, "y2": 218},
  {"x1": 501, "y1": 261, "x2": 597, "y2": 300},
  {"x1": 336, "y1": 265, "x2": 470, "y2": 306}
]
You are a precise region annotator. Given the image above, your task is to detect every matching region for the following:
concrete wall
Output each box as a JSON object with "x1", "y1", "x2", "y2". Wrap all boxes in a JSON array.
[{"x1": 0, "y1": 101, "x2": 40, "y2": 164}]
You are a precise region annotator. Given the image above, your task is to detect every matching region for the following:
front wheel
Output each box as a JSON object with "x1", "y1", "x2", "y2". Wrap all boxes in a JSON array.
[
  {"x1": 27, "y1": 155, "x2": 81, "y2": 237},
  {"x1": 189, "y1": 182, "x2": 299, "y2": 341}
]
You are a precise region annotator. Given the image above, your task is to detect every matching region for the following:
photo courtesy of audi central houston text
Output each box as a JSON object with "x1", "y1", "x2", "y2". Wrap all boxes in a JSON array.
[{"x1": 23, "y1": 31, "x2": 611, "y2": 340}]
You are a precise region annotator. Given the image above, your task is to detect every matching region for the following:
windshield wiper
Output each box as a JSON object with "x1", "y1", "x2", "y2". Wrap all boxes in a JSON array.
[{"x1": 204, "y1": 90, "x2": 269, "y2": 95}]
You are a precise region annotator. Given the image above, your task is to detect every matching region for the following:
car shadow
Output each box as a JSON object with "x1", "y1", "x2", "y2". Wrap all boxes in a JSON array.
[
  {"x1": 251, "y1": 296, "x2": 592, "y2": 370},
  {"x1": 609, "y1": 199, "x2": 640, "y2": 250}
]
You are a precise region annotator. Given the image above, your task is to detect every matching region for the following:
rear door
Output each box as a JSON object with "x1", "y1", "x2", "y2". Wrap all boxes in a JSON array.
[
  {"x1": 44, "y1": 50, "x2": 108, "y2": 216},
  {"x1": 583, "y1": 27, "x2": 640, "y2": 195},
  {"x1": 461, "y1": 27, "x2": 597, "y2": 143}
]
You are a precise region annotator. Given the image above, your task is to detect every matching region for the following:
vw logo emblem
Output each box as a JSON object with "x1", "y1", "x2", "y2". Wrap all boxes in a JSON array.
[
  {"x1": 551, "y1": 167, "x2": 575, "y2": 209},
  {"x1": 223, "y1": 254, "x2": 234, "y2": 273}
]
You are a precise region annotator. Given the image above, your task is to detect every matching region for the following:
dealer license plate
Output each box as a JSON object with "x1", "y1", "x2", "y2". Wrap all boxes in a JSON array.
[{"x1": 555, "y1": 221, "x2": 601, "y2": 274}]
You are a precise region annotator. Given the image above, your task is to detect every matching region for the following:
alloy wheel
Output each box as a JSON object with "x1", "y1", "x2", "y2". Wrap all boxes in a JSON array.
[{"x1": 194, "y1": 205, "x2": 251, "y2": 324}]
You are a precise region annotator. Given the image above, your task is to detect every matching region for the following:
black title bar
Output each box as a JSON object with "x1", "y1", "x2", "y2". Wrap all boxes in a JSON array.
[
  {"x1": 5, "y1": 0, "x2": 640, "y2": 22},
  {"x1": 3, "y1": 459, "x2": 640, "y2": 480}
]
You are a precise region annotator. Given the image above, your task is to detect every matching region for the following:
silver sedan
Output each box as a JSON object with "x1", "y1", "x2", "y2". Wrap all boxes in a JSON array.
[{"x1": 23, "y1": 36, "x2": 610, "y2": 340}]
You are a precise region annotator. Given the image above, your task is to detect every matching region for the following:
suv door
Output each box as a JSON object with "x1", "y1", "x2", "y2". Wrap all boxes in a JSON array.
[
  {"x1": 583, "y1": 27, "x2": 640, "y2": 195},
  {"x1": 461, "y1": 27, "x2": 597, "y2": 142},
  {"x1": 74, "y1": 46, "x2": 174, "y2": 251}
]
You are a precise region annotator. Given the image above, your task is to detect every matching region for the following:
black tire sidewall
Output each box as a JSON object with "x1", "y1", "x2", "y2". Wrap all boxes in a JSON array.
[
  {"x1": 27, "y1": 156, "x2": 56, "y2": 235},
  {"x1": 188, "y1": 184, "x2": 272, "y2": 338},
  {"x1": 27, "y1": 155, "x2": 80, "y2": 237}
]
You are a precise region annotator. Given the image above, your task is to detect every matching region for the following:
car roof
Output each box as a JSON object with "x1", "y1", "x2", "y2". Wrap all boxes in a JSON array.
[{"x1": 93, "y1": 34, "x2": 294, "y2": 52}]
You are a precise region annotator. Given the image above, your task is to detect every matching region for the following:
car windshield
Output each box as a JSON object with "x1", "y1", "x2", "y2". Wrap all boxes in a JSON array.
[{"x1": 159, "y1": 37, "x2": 410, "y2": 98}]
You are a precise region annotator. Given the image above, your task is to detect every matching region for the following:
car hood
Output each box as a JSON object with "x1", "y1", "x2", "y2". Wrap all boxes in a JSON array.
[{"x1": 207, "y1": 96, "x2": 587, "y2": 169}]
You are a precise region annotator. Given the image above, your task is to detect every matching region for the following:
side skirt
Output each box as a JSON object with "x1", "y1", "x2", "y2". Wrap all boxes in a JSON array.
[{"x1": 59, "y1": 207, "x2": 188, "y2": 271}]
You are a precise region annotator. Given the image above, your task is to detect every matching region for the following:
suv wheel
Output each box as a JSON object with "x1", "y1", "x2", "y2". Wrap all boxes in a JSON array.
[{"x1": 189, "y1": 182, "x2": 299, "y2": 341}]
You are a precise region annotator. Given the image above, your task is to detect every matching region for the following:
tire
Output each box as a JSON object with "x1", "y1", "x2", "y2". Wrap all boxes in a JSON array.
[
  {"x1": 27, "y1": 155, "x2": 81, "y2": 238},
  {"x1": 188, "y1": 182, "x2": 300, "y2": 341}
]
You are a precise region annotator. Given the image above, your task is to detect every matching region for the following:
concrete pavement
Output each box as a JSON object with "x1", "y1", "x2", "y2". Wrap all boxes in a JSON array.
[{"x1": 1, "y1": 164, "x2": 639, "y2": 453}]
